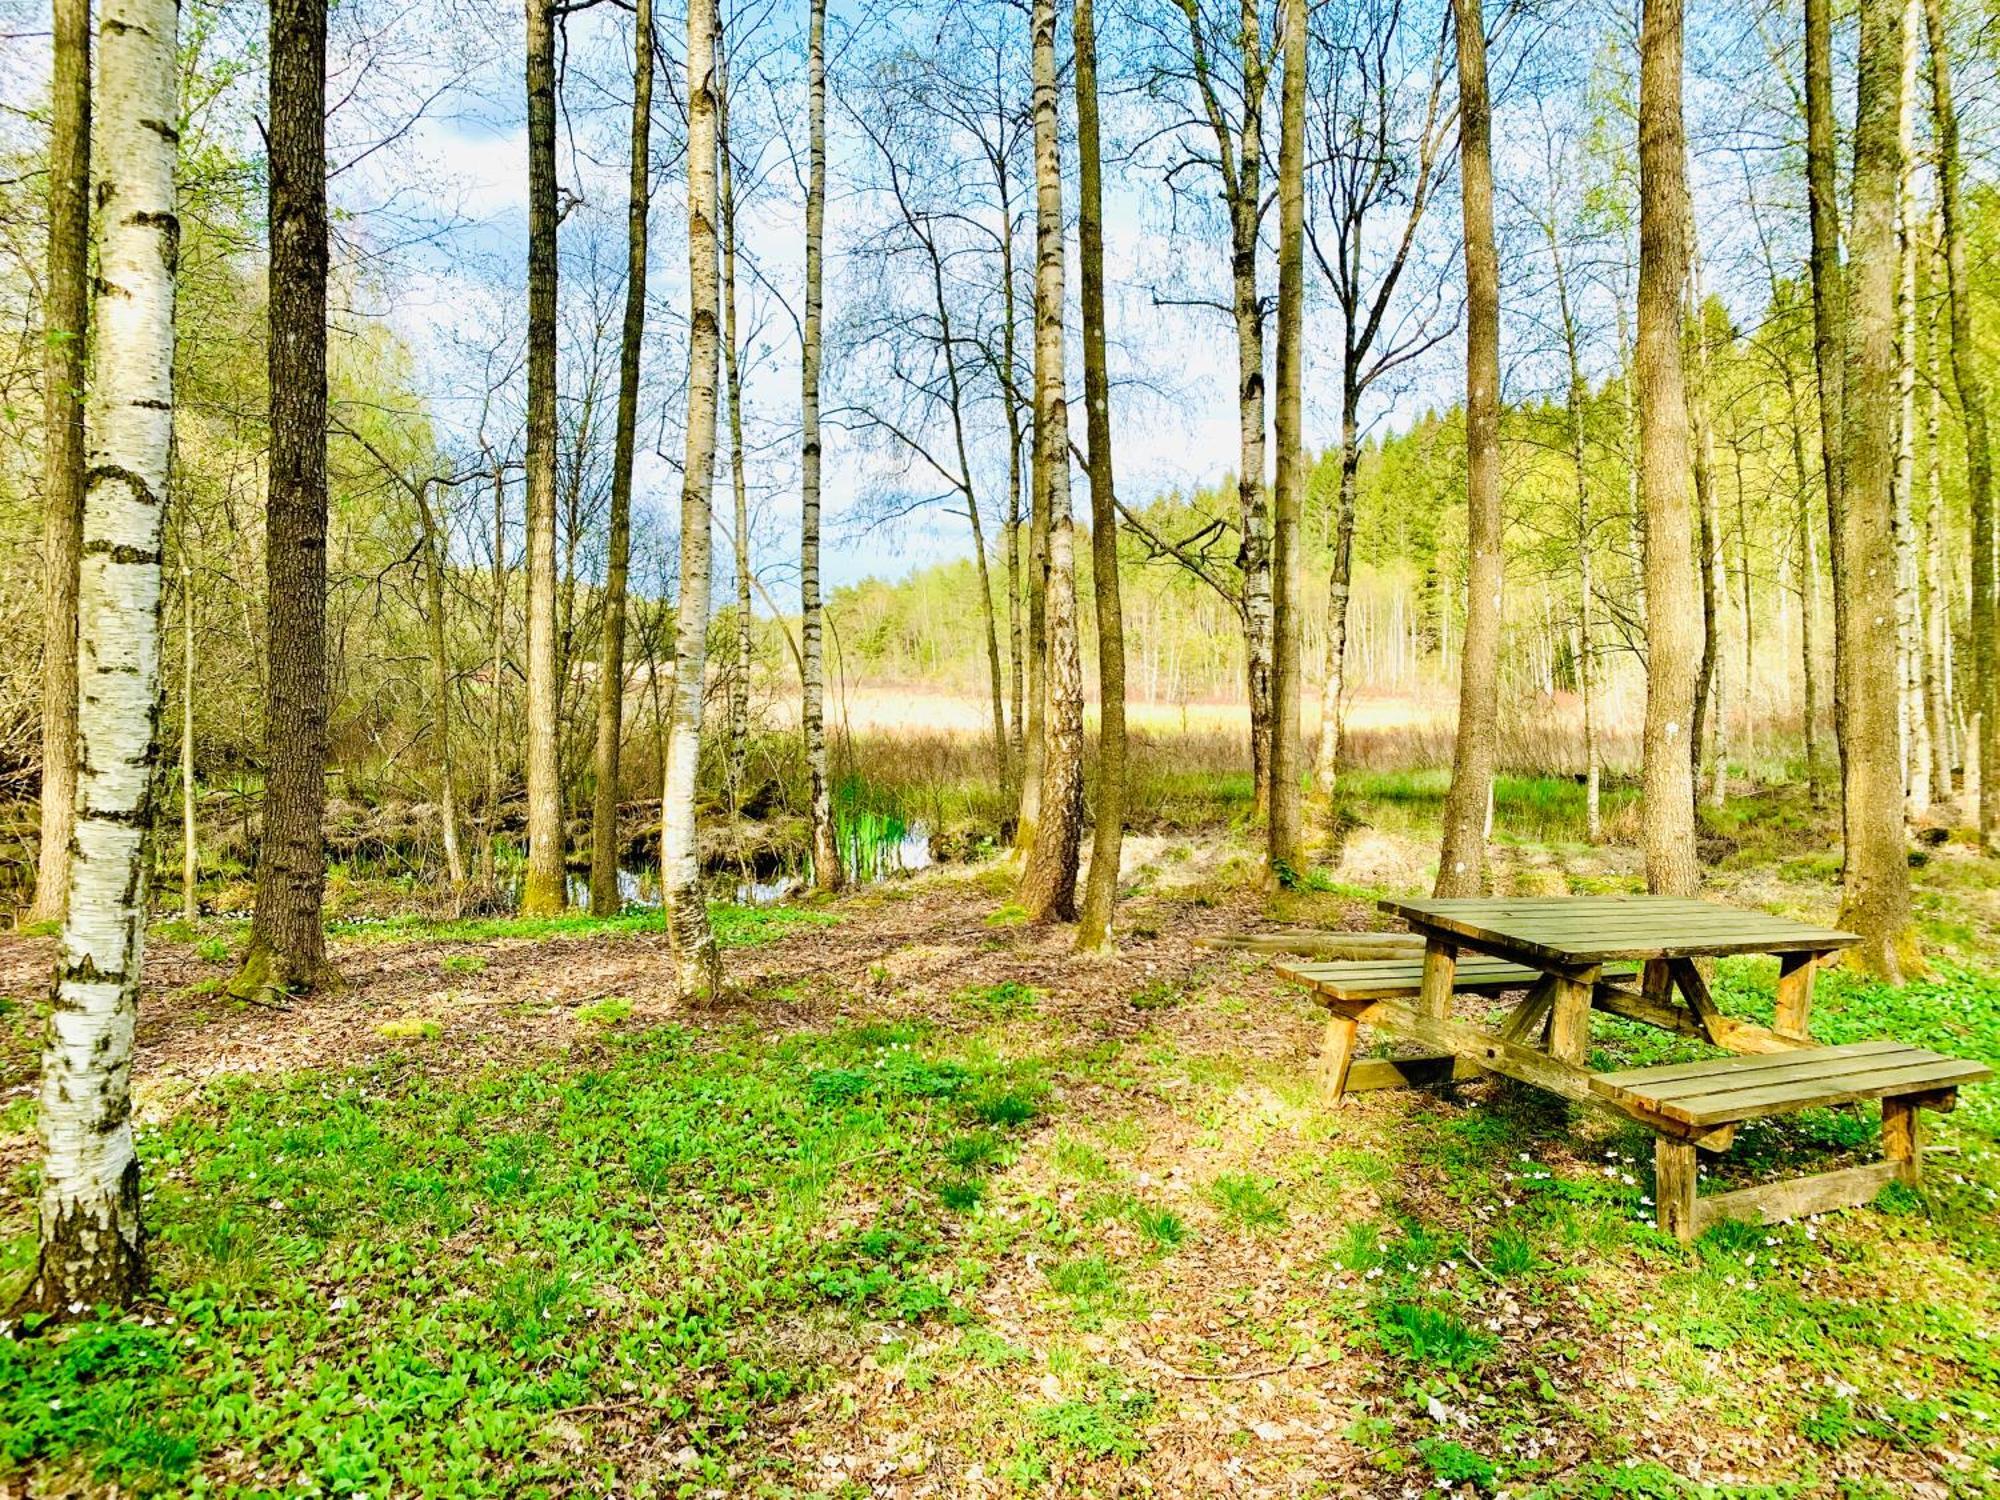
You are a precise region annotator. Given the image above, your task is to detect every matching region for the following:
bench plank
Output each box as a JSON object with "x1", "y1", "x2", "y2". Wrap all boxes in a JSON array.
[
  {"x1": 1594, "y1": 1043, "x2": 1990, "y2": 1127},
  {"x1": 1281, "y1": 956, "x2": 1634, "y2": 1001}
]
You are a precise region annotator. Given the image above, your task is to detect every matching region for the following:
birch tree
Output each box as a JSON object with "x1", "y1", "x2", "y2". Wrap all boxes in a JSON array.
[
  {"x1": 1636, "y1": 0, "x2": 1700, "y2": 897},
  {"x1": 589, "y1": 0, "x2": 654, "y2": 916},
  {"x1": 28, "y1": 0, "x2": 91, "y2": 927},
  {"x1": 1017, "y1": 0, "x2": 1085, "y2": 921},
  {"x1": 16, "y1": 0, "x2": 179, "y2": 1317},
  {"x1": 1267, "y1": 0, "x2": 1307, "y2": 878},
  {"x1": 802, "y1": 0, "x2": 841, "y2": 890},
  {"x1": 664, "y1": 0, "x2": 724, "y2": 1000},
  {"x1": 1433, "y1": 0, "x2": 1502, "y2": 898},
  {"x1": 237, "y1": 0, "x2": 335, "y2": 995}
]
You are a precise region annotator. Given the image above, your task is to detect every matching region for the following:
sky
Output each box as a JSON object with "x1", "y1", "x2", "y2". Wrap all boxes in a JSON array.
[{"x1": 10, "y1": 0, "x2": 1956, "y2": 603}]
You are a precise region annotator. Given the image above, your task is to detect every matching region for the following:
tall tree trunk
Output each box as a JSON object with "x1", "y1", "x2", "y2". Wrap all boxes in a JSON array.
[
  {"x1": 1636, "y1": 0, "x2": 1701, "y2": 898},
  {"x1": 181, "y1": 557, "x2": 197, "y2": 923},
  {"x1": 1434, "y1": 0, "x2": 1503, "y2": 899},
  {"x1": 240, "y1": 0, "x2": 334, "y2": 994},
  {"x1": 1233, "y1": 0, "x2": 1273, "y2": 826},
  {"x1": 1313, "y1": 391, "x2": 1359, "y2": 798},
  {"x1": 1266, "y1": 0, "x2": 1307, "y2": 880},
  {"x1": 1806, "y1": 0, "x2": 1849, "y2": 802},
  {"x1": 18, "y1": 0, "x2": 178, "y2": 1317},
  {"x1": 665, "y1": 0, "x2": 724, "y2": 999},
  {"x1": 1018, "y1": 0, "x2": 1084, "y2": 922},
  {"x1": 1001, "y1": 173, "x2": 1026, "y2": 786},
  {"x1": 1839, "y1": 0, "x2": 1918, "y2": 979},
  {"x1": 415, "y1": 482, "x2": 467, "y2": 889},
  {"x1": 482, "y1": 460, "x2": 506, "y2": 889},
  {"x1": 1924, "y1": 0, "x2": 1995, "y2": 847},
  {"x1": 802, "y1": 0, "x2": 841, "y2": 889},
  {"x1": 1075, "y1": 0, "x2": 1126, "y2": 948},
  {"x1": 1549, "y1": 217, "x2": 1601, "y2": 841},
  {"x1": 1685, "y1": 245, "x2": 1724, "y2": 804},
  {"x1": 29, "y1": 0, "x2": 90, "y2": 926},
  {"x1": 719, "y1": 30, "x2": 755, "y2": 834},
  {"x1": 521, "y1": 0, "x2": 565, "y2": 914},
  {"x1": 1922, "y1": 238, "x2": 1955, "y2": 801},
  {"x1": 589, "y1": 0, "x2": 652, "y2": 916},
  {"x1": 1892, "y1": 0, "x2": 1928, "y2": 813}
]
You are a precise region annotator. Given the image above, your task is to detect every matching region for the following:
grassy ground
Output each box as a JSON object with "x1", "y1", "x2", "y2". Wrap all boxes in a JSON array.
[{"x1": 2, "y1": 785, "x2": 1997, "y2": 1497}]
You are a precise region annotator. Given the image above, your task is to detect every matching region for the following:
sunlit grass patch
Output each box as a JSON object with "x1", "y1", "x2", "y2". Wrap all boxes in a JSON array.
[
  {"x1": 321, "y1": 900, "x2": 838, "y2": 950},
  {"x1": 1205, "y1": 1171, "x2": 1287, "y2": 1232},
  {"x1": 0, "y1": 1020, "x2": 1041, "y2": 1493}
]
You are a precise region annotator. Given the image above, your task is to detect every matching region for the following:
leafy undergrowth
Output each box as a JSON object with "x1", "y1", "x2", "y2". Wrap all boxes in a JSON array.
[
  {"x1": 0, "y1": 1020, "x2": 1041, "y2": 1495},
  {"x1": 319, "y1": 901, "x2": 840, "y2": 949}
]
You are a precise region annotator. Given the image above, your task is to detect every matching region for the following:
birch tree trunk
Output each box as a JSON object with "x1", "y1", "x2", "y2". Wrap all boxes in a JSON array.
[
  {"x1": 1266, "y1": 0, "x2": 1307, "y2": 880},
  {"x1": 1075, "y1": 0, "x2": 1126, "y2": 949},
  {"x1": 1018, "y1": 0, "x2": 1084, "y2": 922},
  {"x1": 240, "y1": 0, "x2": 334, "y2": 995},
  {"x1": 719, "y1": 30, "x2": 755, "y2": 829},
  {"x1": 1838, "y1": 0, "x2": 1919, "y2": 979},
  {"x1": 1636, "y1": 0, "x2": 1701, "y2": 898},
  {"x1": 29, "y1": 0, "x2": 90, "y2": 926},
  {"x1": 589, "y1": 0, "x2": 653, "y2": 916},
  {"x1": 1434, "y1": 0, "x2": 1503, "y2": 899},
  {"x1": 1924, "y1": 0, "x2": 1996, "y2": 849},
  {"x1": 664, "y1": 0, "x2": 724, "y2": 999},
  {"x1": 801, "y1": 0, "x2": 841, "y2": 889},
  {"x1": 1892, "y1": 0, "x2": 1929, "y2": 813},
  {"x1": 18, "y1": 0, "x2": 178, "y2": 1316},
  {"x1": 1549, "y1": 216, "x2": 1601, "y2": 841},
  {"x1": 1232, "y1": 0, "x2": 1273, "y2": 825},
  {"x1": 521, "y1": 0, "x2": 566, "y2": 914}
]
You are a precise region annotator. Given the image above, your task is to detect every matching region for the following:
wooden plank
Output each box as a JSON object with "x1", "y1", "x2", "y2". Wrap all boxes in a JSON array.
[
  {"x1": 1319, "y1": 1013, "x2": 1359, "y2": 1103},
  {"x1": 1418, "y1": 941, "x2": 1457, "y2": 1021},
  {"x1": 1548, "y1": 968, "x2": 1596, "y2": 1066},
  {"x1": 1774, "y1": 951, "x2": 1820, "y2": 1039},
  {"x1": 1705, "y1": 1015, "x2": 1826, "y2": 1056},
  {"x1": 1197, "y1": 932, "x2": 1425, "y2": 957},
  {"x1": 1386, "y1": 898, "x2": 1862, "y2": 963},
  {"x1": 1655, "y1": 1137, "x2": 1699, "y2": 1244},
  {"x1": 1881, "y1": 1096, "x2": 1921, "y2": 1184},
  {"x1": 1344, "y1": 1054, "x2": 1484, "y2": 1091},
  {"x1": 1312, "y1": 992, "x2": 1600, "y2": 1105},
  {"x1": 1661, "y1": 1057, "x2": 1991, "y2": 1126},
  {"x1": 1667, "y1": 957, "x2": 1726, "y2": 1046},
  {"x1": 1627, "y1": 1043, "x2": 1947, "y2": 1102},
  {"x1": 1696, "y1": 1162, "x2": 1902, "y2": 1232},
  {"x1": 1500, "y1": 975, "x2": 1559, "y2": 1043},
  {"x1": 1591, "y1": 1039, "x2": 1907, "y2": 1093},
  {"x1": 1592, "y1": 983, "x2": 1705, "y2": 1038}
]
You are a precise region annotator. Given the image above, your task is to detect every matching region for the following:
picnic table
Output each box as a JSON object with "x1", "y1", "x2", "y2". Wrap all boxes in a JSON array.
[{"x1": 1276, "y1": 895, "x2": 1991, "y2": 1241}]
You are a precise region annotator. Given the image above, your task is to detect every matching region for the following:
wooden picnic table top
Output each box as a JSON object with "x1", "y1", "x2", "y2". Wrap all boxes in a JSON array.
[{"x1": 1379, "y1": 894, "x2": 1862, "y2": 965}]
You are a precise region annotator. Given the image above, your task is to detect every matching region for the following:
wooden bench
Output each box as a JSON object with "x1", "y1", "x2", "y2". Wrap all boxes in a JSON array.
[
  {"x1": 1591, "y1": 1041, "x2": 1993, "y2": 1243},
  {"x1": 1287, "y1": 957, "x2": 1637, "y2": 1095}
]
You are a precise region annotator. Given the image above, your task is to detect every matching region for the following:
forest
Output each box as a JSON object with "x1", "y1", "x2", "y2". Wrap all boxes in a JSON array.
[{"x1": 2, "y1": 0, "x2": 2000, "y2": 1491}]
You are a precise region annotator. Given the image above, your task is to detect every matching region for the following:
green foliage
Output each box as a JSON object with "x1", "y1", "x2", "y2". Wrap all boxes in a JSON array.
[
  {"x1": 439, "y1": 954, "x2": 487, "y2": 976},
  {"x1": 324, "y1": 902, "x2": 838, "y2": 951},
  {"x1": 1374, "y1": 1301, "x2": 1493, "y2": 1369},
  {"x1": 375, "y1": 1015, "x2": 441, "y2": 1041},
  {"x1": 1027, "y1": 1387, "x2": 1154, "y2": 1464},
  {"x1": 1417, "y1": 1438, "x2": 1497, "y2": 1489},
  {"x1": 0, "y1": 1022, "x2": 1039, "y2": 1492},
  {"x1": 1205, "y1": 1172, "x2": 1287, "y2": 1231},
  {"x1": 573, "y1": 997, "x2": 632, "y2": 1028},
  {"x1": 958, "y1": 979, "x2": 1041, "y2": 1020}
]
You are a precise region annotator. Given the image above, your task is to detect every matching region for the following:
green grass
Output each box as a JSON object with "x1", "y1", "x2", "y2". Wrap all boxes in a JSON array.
[
  {"x1": 0, "y1": 1021, "x2": 1039, "y2": 1495},
  {"x1": 1205, "y1": 1171, "x2": 1287, "y2": 1232},
  {"x1": 320, "y1": 901, "x2": 838, "y2": 950}
]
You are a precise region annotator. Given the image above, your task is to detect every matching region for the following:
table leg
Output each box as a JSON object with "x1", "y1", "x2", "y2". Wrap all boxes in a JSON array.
[
  {"x1": 1654, "y1": 1136, "x2": 1699, "y2": 1245},
  {"x1": 1775, "y1": 952, "x2": 1821, "y2": 1040},
  {"x1": 1882, "y1": 1096, "x2": 1921, "y2": 1184},
  {"x1": 1642, "y1": 959, "x2": 1674, "y2": 1008},
  {"x1": 1418, "y1": 939, "x2": 1458, "y2": 1020},
  {"x1": 1318, "y1": 1012, "x2": 1359, "y2": 1104},
  {"x1": 1547, "y1": 964, "x2": 1599, "y2": 1067}
]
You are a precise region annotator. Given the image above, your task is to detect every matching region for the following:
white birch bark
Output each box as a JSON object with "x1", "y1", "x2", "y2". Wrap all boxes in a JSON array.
[
  {"x1": 663, "y1": 0, "x2": 722, "y2": 1001},
  {"x1": 22, "y1": 0, "x2": 179, "y2": 1317}
]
